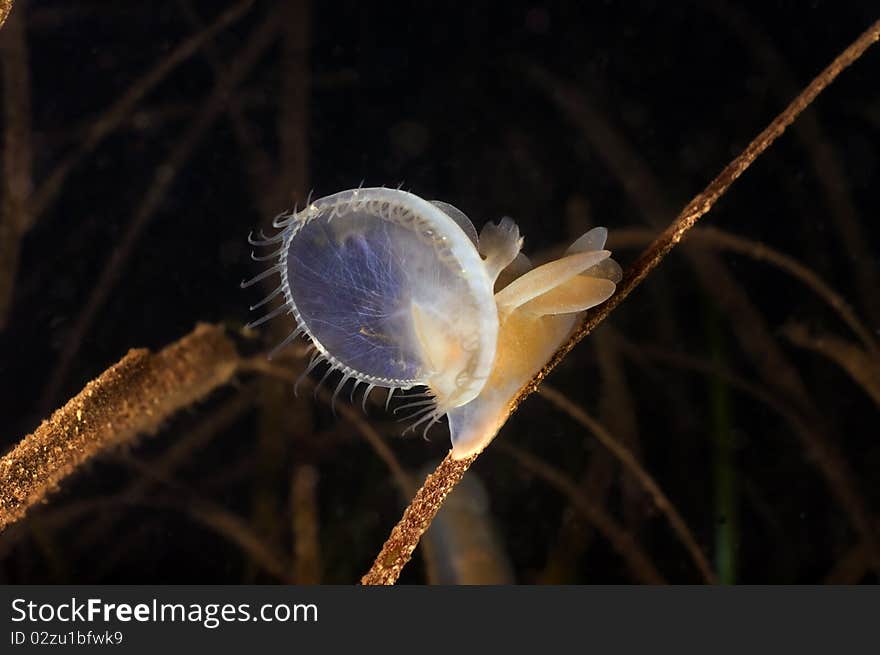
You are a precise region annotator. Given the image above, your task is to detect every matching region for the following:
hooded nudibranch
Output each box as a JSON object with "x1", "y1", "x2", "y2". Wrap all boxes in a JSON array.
[{"x1": 243, "y1": 188, "x2": 621, "y2": 459}]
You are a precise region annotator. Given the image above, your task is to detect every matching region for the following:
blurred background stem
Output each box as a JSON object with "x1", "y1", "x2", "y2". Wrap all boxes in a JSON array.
[{"x1": 708, "y1": 303, "x2": 738, "y2": 584}]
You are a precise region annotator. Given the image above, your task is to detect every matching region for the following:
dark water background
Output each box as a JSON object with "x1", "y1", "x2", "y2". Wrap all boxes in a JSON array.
[{"x1": 0, "y1": 0, "x2": 878, "y2": 583}]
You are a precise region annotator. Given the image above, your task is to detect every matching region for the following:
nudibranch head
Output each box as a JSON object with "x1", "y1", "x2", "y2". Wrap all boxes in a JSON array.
[
  {"x1": 243, "y1": 188, "x2": 498, "y2": 429},
  {"x1": 244, "y1": 187, "x2": 621, "y2": 458}
]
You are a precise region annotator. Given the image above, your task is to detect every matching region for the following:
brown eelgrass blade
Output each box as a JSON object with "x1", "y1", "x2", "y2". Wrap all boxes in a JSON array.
[
  {"x1": 824, "y1": 539, "x2": 874, "y2": 584},
  {"x1": 250, "y1": 0, "x2": 311, "y2": 580},
  {"x1": 178, "y1": 0, "x2": 277, "y2": 218},
  {"x1": 0, "y1": 385, "x2": 258, "y2": 560},
  {"x1": 28, "y1": 0, "x2": 256, "y2": 219},
  {"x1": 712, "y1": 2, "x2": 880, "y2": 327},
  {"x1": 118, "y1": 456, "x2": 295, "y2": 583},
  {"x1": 610, "y1": 226, "x2": 878, "y2": 354},
  {"x1": 527, "y1": 65, "x2": 806, "y2": 404},
  {"x1": 614, "y1": 334, "x2": 880, "y2": 573},
  {"x1": 291, "y1": 465, "x2": 321, "y2": 584},
  {"x1": 610, "y1": 226, "x2": 880, "y2": 562},
  {"x1": 39, "y1": 8, "x2": 280, "y2": 412},
  {"x1": 240, "y1": 357, "x2": 418, "y2": 498},
  {"x1": 360, "y1": 453, "x2": 477, "y2": 585},
  {"x1": 0, "y1": 323, "x2": 238, "y2": 532},
  {"x1": 0, "y1": 0, "x2": 31, "y2": 328},
  {"x1": 68, "y1": 383, "x2": 260, "y2": 552},
  {"x1": 0, "y1": 1, "x2": 255, "y2": 332},
  {"x1": 782, "y1": 323, "x2": 880, "y2": 408},
  {"x1": 497, "y1": 442, "x2": 666, "y2": 584},
  {"x1": 538, "y1": 385, "x2": 716, "y2": 584},
  {"x1": 0, "y1": 0, "x2": 12, "y2": 30},
  {"x1": 539, "y1": 332, "x2": 640, "y2": 584},
  {"x1": 361, "y1": 18, "x2": 880, "y2": 585}
]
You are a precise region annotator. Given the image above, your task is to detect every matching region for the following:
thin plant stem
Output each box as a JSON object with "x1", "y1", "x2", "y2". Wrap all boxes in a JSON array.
[
  {"x1": 0, "y1": 0, "x2": 31, "y2": 328},
  {"x1": 539, "y1": 332, "x2": 639, "y2": 583},
  {"x1": 824, "y1": 541, "x2": 873, "y2": 584},
  {"x1": 28, "y1": 0, "x2": 256, "y2": 219},
  {"x1": 39, "y1": 8, "x2": 280, "y2": 412},
  {"x1": 496, "y1": 442, "x2": 666, "y2": 584},
  {"x1": 782, "y1": 323, "x2": 880, "y2": 408},
  {"x1": 711, "y1": 1, "x2": 880, "y2": 326},
  {"x1": 120, "y1": 457, "x2": 295, "y2": 583},
  {"x1": 361, "y1": 19, "x2": 880, "y2": 585},
  {"x1": 249, "y1": 0, "x2": 311, "y2": 581},
  {"x1": 70, "y1": 384, "x2": 260, "y2": 552},
  {"x1": 177, "y1": 0, "x2": 277, "y2": 217},
  {"x1": 291, "y1": 465, "x2": 321, "y2": 584},
  {"x1": 708, "y1": 305, "x2": 738, "y2": 584},
  {"x1": 0, "y1": 0, "x2": 12, "y2": 29},
  {"x1": 240, "y1": 358, "x2": 417, "y2": 497},
  {"x1": 538, "y1": 385, "x2": 716, "y2": 584},
  {"x1": 614, "y1": 335, "x2": 880, "y2": 572},
  {"x1": 527, "y1": 63, "x2": 809, "y2": 404},
  {"x1": 610, "y1": 226, "x2": 877, "y2": 354},
  {"x1": 360, "y1": 453, "x2": 476, "y2": 585}
]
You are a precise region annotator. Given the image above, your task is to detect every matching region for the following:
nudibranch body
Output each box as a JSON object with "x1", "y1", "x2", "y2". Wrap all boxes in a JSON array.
[{"x1": 244, "y1": 188, "x2": 620, "y2": 459}]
